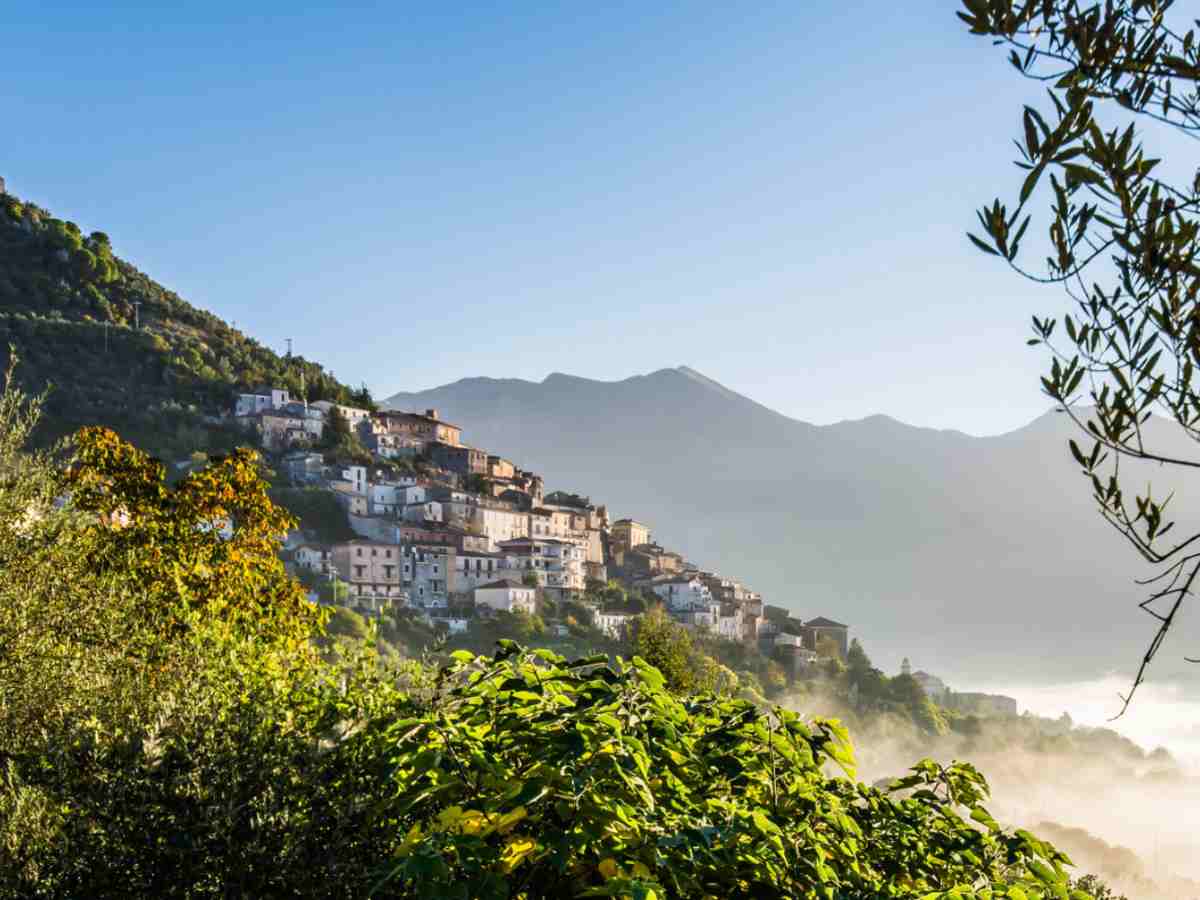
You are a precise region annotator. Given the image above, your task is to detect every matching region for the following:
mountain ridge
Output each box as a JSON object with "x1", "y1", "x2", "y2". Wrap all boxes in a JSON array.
[{"x1": 386, "y1": 367, "x2": 1200, "y2": 682}]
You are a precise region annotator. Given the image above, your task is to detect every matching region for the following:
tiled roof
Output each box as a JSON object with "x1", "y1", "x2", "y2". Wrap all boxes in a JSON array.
[{"x1": 805, "y1": 616, "x2": 847, "y2": 629}]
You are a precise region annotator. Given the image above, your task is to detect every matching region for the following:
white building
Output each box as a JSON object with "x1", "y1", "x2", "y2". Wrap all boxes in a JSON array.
[
  {"x1": 716, "y1": 605, "x2": 743, "y2": 641},
  {"x1": 369, "y1": 483, "x2": 404, "y2": 517},
  {"x1": 295, "y1": 544, "x2": 332, "y2": 575},
  {"x1": 429, "y1": 615, "x2": 470, "y2": 635},
  {"x1": 310, "y1": 401, "x2": 371, "y2": 433},
  {"x1": 403, "y1": 545, "x2": 450, "y2": 609},
  {"x1": 497, "y1": 537, "x2": 585, "y2": 594},
  {"x1": 234, "y1": 388, "x2": 290, "y2": 418},
  {"x1": 341, "y1": 465, "x2": 368, "y2": 494},
  {"x1": 452, "y1": 550, "x2": 506, "y2": 593},
  {"x1": 474, "y1": 579, "x2": 537, "y2": 615},
  {"x1": 650, "y1": 576, "x2": 713, "y2": 612},
  {"x1": 594, "y1": 610, "x2": 633, "y2": 639}
]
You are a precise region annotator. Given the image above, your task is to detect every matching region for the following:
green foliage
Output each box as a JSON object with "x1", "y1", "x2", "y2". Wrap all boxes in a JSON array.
[
  {"x1": 960, "y1": 0, "x2": 1200, "y2": 701},
  {"x1": 371, "y1": 644, "x2": 1085, "y2": 899},
  {"x1": 632, "y1": 607, "x2": 735, "y2": 696},
  {"x1": 326, "y1": 605, "x2": 370, "y2": 642},
  {"x1": 269, "y1": 485, "x2": 356, "y2": 543},
  {"x1": 584, "y1": 578, "x2": 649, "y2": 614},
  {"x1": 319, "y1": 405, "x2": 371, "y2": 463}
]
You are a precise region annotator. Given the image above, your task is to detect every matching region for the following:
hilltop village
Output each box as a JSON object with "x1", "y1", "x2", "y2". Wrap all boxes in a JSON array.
[
  {"x1": 234, "y1": 387, "x2": 848, "y2": 662},
  {"x1": 232, "y1": 385, "x2": 1008, "y2": 713}
]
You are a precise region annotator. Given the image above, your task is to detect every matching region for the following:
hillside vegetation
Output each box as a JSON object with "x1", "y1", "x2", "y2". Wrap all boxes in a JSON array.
[
  {"x1": 0, "y1": 371, "x2": 1096, "y2": 898},
  {"x1": 0, "y1": 188, "x2": 358, "y2": 459}
]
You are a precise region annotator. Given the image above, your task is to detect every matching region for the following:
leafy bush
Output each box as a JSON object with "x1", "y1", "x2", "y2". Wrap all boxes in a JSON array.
[{"x1": 369, "y1": 644, "x2": 1084, "y2": 899}]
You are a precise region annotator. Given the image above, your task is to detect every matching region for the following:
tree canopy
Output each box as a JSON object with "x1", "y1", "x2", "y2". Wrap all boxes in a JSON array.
[{"x1": 961, "y1": 0, "x2": 1200, "y2": 708}]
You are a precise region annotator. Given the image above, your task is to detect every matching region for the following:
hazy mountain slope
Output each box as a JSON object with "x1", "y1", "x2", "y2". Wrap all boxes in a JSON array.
[{"x1": 387, "y1": 367, "x2": 1200, "y2": 682}]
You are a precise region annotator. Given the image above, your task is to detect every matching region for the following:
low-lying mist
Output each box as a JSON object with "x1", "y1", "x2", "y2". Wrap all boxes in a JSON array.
[{"x1": 786, "y1": 679, "x2": 1200, "y2": 900}]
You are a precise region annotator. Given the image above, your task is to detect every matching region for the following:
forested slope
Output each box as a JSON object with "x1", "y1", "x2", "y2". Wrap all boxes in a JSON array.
[{"x1": 0, "y1": 187, "x2": 356, "y2": 458}]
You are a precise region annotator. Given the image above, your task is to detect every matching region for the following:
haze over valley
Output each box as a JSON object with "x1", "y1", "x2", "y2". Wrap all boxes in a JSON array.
[{"x1": 387, "y1": 366, "x2": 1200, "y2": 688}]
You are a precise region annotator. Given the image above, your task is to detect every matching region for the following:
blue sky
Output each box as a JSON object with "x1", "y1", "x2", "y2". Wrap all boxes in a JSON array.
[{"x1": 4, "y1": 1, "x2": 1065, "y2": 434}]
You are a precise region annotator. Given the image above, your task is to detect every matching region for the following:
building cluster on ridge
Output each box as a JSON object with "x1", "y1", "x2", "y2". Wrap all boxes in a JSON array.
[{"x1": 232, "y1": 387, "x2": 849, "y2": 666}]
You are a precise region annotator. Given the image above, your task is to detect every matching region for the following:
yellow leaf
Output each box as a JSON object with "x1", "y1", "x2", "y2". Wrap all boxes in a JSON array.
[
  {"x1": 598, "y1": 858, "x2": 619, "y2": 879},
  {"x1": 394, "y1": 821, "x2": 423, "y2": 856},
  {"x1": 459, "y1": 810, "x2": 490, "y2": 835},
  {"x1": 497, "y1": 805, "x2": 527, "y2": 834},
  {"x1": 499, "y1": 837, "x2": 538, "y2": 872}
]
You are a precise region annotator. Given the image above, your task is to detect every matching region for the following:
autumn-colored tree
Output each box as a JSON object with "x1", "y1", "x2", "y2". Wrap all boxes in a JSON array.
[{"x1": 66, "y1": 426, "x2": 321, "y2": 646}]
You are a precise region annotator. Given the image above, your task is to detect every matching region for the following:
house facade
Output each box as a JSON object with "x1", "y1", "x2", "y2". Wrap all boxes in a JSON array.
[
  {"x1": 474, "y1": 579, "x2": 537, "y2": 615},
  {"x1": 331, "y1": 540, "x2": 404, "y2": 611},
  {"x1": 428, "y1": 442, "x2": 489, "y2": 476},
  {"x1": 371, "y1": 409, "x2": 462, "y2": 448},
  {"x1": 650, "y1": 576, "x2": 713, "y2": 612},
  {"x1": 611, "y1": 518, "x2": 650, "y2": 556},
  {"x1": 805, "y1": 617, "x2": 849, "y2": 659},
  {"x1": 295, "y1": 544, "x2": 332, "y2": 575},
  {"x1": 497, "y1": 537, "x2": 585, "y2": 595},
  {"x1": 402, "y1": 545, "x2": 451, "y2": 609}
]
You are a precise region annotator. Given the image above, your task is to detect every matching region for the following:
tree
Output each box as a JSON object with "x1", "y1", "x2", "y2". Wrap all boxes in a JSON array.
[
  {"x1": 846, "y1": 637, "x2": 871, "y2": 673},
  {"x1": 321, "y1": 405, "x2": 351, "y2": 448},
  {"x1": 1071, "y1": 875, "x2": 1128, "y2": 900},
  {"x1": 66, "y1": 425, "x2": 320, "y2": 648},
  {"x1": 961, "y1": 1, "x2": 1200, "y2": 709}
]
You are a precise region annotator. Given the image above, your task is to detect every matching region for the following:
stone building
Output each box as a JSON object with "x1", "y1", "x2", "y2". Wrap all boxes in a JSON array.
[
  {"x1": 331, "y1": 540, "x2": 404, "y2": 611},
  {"x1": 371, "y1": 409, "x2": 462, "y2": 449},
  {"x1": 804, "y1": 616, "x2": 849, "y2": 659},
  {"x1": 611, "y1": 518, "x2": 650, "y2": 557}
]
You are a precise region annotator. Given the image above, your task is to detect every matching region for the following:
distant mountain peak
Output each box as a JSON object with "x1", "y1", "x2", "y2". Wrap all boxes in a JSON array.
[{"x1": 674, "y1": 365, "x2": 756, "y2": 403}]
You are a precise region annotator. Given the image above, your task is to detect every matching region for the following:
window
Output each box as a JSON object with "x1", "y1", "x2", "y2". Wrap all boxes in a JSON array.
[{"x1": 356, "y1": 548, "x2": 363, "y2": 557}]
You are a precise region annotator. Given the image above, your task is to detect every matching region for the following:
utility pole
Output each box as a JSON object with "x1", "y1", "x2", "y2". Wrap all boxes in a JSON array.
[
  {"x1": 103, "y1": 320, "x2": 109, "y2": 353},
  {"x1": 132, "y1": 301, "x2": 141, "y2": 330}
]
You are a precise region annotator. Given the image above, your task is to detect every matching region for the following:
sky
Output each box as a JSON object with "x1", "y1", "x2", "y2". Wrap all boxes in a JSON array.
[{"x1": 3, "y1": 1, "x2": 1089, "y2": 435}]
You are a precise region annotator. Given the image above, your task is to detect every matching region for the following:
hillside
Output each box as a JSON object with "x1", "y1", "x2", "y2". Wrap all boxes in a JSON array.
[
  {"x1": 386, "y1": 367, "x2": 1200, "y2": 682},
  {"x1": 0, "y1": 186, "x2": 361, "y2": 459}
]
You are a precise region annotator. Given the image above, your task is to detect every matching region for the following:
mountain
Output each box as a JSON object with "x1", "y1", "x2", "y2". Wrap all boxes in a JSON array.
[
  {"x1": 0, "y1": 186, "x2": 359, "y2": 459},
  {"x1": 387, "y1": 366, "x2": 1200, "y2": 683}
]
